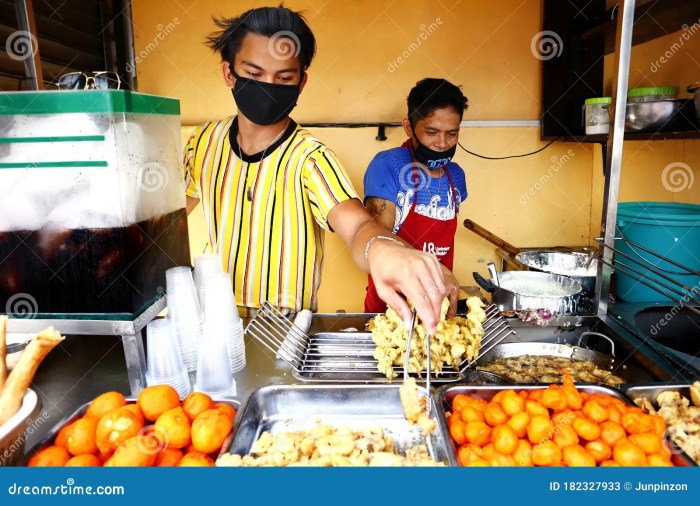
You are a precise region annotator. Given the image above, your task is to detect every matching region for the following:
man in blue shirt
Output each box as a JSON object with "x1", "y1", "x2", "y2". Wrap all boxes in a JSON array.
[{"x1": 363, "y1": 78, "x2": 468, "y2": 313}]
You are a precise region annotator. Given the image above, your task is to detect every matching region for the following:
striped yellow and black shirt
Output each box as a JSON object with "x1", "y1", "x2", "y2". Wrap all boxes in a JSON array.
[{"x1": 184, "y1": 116, "x2": 358, "y2": 315}]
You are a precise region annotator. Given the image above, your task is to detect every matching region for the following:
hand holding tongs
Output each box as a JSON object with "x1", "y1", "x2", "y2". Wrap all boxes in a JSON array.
[{"x1": 403, "y1": 308, "x2": 432, "y2": 409}]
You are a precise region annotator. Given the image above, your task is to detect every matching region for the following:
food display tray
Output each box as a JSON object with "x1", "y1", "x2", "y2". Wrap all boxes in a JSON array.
[
  {"x1": 27, "y1": 396, "x2": 239, "y2": 465},
  {"x1": 222, "y1": 384, "x2": 457, "y2": 466},
  {"x1": 435, "y1": 384, "x2": 696, "y2": 467},
  {"x1": 624, "y1": 383, "x2": 699, "y2": 466},
  {"x1": 0, "y1": 389, "x2": 42, "y2": 467}
]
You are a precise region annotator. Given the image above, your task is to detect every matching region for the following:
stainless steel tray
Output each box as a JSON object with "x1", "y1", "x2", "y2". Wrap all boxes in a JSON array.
[
  {"x1": 435, "y1": 384, "x2": 696, "y2": 467},
  {"x1": 285, "y1": 305, "x2": 514, "y2": 383},
  {"x1": 624, "y1": 383, "x2": 699, "y2": 466},
  {"x1": 223, "y1": 384, "x2": 457, "y2": 466},
  {"x1": 28, "y1": 396, "x2": 239, "y2": 465}
]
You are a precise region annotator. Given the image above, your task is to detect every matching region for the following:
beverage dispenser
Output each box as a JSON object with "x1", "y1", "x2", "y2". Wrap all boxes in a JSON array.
[{"x1": 0, "y1": 90, "x2": 191, "y2": 315}]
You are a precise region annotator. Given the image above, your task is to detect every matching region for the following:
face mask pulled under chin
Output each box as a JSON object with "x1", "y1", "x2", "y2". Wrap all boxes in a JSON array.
[{"x1": 229, "y1": 66, "x2": 301, "y2": 126}]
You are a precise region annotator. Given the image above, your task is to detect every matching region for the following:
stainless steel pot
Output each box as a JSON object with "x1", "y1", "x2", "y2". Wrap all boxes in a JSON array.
[
  {"x1": 474, "y1": 263, "x2": 582, "y2": 314},
  {"x1": 515, "y1": 251, "x2": 598, "y2": 296}
]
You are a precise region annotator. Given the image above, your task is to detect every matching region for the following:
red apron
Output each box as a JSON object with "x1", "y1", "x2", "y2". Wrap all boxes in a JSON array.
[{"x1": 364, "y1": 160, "x2": 459, "y2": 313}]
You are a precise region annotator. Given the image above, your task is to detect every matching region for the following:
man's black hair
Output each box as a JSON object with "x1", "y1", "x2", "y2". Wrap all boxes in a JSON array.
[
  {"x1": 206, "y1": 6, "x2": 316, "y2": 70},
  {"x1": 407, "y1": 78, "x2": 468, "y2": 127}
]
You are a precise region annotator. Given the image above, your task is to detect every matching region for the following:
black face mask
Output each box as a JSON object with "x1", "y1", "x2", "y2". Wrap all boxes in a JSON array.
[
  {"x1": 410, "y1": 125, "x2": 457, "y2": 169},
  {"x1": 230, "y1": 66, "x2": 301, "y2": 125}
]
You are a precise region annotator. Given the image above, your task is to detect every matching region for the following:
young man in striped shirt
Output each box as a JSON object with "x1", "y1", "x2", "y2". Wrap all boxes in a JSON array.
[{"x1": 184, "y1": 6, "x2": 457, "y2": 331}]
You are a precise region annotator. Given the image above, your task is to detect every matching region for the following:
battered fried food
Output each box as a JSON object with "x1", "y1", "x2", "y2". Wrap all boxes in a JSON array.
[
  {"x1": 478, "y1": 355, "x2": 625, "y2": 387},
  {"x1": 371, "y1": 297, "x2": 486, "y2": 380},
  {"x1": 216, "y1": 424, "x2": 443, "y2": 467},
  {"x1": 0, "y1": 327, "x2": 64, "y2": 425},
  {"x1": 635, "y1": 382, "x2": 700, "y2": 464},
  {"x1": 399, "y1": 377, "x2": 436, "y2": 434}
]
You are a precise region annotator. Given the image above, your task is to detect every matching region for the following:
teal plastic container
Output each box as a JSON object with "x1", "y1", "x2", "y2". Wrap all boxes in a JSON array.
[{"x1": 615, "y1": 202, "x2": 700, "y2": 302}]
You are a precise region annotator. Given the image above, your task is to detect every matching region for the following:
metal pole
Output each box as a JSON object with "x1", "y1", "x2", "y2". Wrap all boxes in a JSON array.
[
  {"x1": 596, "y1": 0, "x2": 636, "y2": 316},
  {"x1": 14, "y1": 0, "x2": 44, "y2": 90}
]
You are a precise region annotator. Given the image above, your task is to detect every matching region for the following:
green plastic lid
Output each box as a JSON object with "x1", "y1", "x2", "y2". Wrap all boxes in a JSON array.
[
  {"x1": 584, "y1": 97, "x2": 612, "y2": 105},
  {"x1": 627, "y1": 86, "x2": 677, "y2": 98},
  {"x1": 0, "y1": 90, "x2": 179, "y2": 115}
]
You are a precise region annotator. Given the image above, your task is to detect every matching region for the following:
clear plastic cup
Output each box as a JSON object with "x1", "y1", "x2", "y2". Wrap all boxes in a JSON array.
[
  {"x1": 166, "y1": 266, "x2": 203, "y2": 372},
  {"x1": 145, "y1": 318, "x2": 191, "y2": 398},
  {"x1": 194, "y1": 323, "x2": 235, "y2": 397},
  {"x1": 194, "y1": 254, "x2": 223, "y2": 311},
  {"x1": 166, "y1": 266, "x2": 202, "y2": 324},
  {"x1": 224, "y1": 321, "x2": 246, "y2": 373},
  {"x1": 202, "y1": 272, "x2": 240, "y2": 327}
]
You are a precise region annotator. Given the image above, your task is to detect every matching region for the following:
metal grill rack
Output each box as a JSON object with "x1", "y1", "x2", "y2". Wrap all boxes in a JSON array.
[
  {"x1": 245, "y1": 302, "x2": 515, "y2": 383},
  {"x1": 594, "y1": 236, "x2": 700, "y2": 316}
]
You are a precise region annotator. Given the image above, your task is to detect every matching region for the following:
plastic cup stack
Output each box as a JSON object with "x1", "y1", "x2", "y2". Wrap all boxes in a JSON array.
[
  {"x1": 195, "y1": 308, "x2": 236, "y2": 398},
  {"x1": 145, "y1": 318, "x2": 191, "y2": 399},
  {"x1": 193, "y1": 253, "x2": 224, "y2": 313},
  {"x1": 165, "y1": 266, "x2": 203, "y2": 373},
  {"x1": 202, "y1": 272, "x2": 246, "y2": 373}
]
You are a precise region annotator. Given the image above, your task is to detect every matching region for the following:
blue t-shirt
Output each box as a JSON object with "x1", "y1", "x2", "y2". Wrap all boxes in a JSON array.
[{"x1": 363, "y1": 146, "x2": 467, "y2": 234}]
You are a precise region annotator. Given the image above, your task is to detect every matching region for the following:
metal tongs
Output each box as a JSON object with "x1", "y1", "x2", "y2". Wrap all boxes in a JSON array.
[{"x1": 403, "y1": 308, "x2": 432, "y2": 411}]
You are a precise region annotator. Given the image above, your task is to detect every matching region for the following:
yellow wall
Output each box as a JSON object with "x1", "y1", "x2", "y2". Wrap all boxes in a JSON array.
[{"x1": 134, "y1": 0, "x2": 697, "y2": 313}]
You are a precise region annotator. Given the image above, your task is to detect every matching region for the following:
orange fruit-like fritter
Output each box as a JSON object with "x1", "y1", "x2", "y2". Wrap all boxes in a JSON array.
[
  {"x1": 85, "y1": 391, "x2": 127, "y2": 420},
  {"x1": 137, "y1": 385, "x2": 180, "y2": 422},
  {"x1": 182, "y1": 392, "x2": 215, "y2": 421},
  {"x1": 95, "y1": 406, "x2": 144, "y2": 454},
  {"x1": 67, "y1": 417, "x2": 98, "y2": 456},
  {"x1": 156, "y1": 448, "x2": 184, "y2": 467},
  {"x1": 110, "y1": 435, "x2": 159, "y2": 467},
  {"x1": 190, "y1": 409, "x2": 232, "y2": 454},
  {"x1": 64, "y1": 454, "x2": 102, "y2": 467},
  {"x1": 178, "y1": 452, "x2": 215, "y2": 467},
  {"x1": 154, "y1": 406, "x2": 191, "y2": 449},
  {"x1": 27, "y1": 446, "x2": 70, "y2": 467}
]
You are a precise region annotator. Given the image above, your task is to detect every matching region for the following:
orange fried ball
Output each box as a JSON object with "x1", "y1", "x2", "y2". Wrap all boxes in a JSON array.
[
  {"x1": 178, "y1": 452, "x2": 215, "y2": 467},
  {"x1": 137, "y1": 385, "x2": 180, "y2": 422},
  {"x1": 67, "y1": 417, "x2": 98, "y2": 456},
  {"x1": 95, "y1": 406, "x2": 144, "y2": 454},
  {"x1": 154, "y1": 406, "x2": 192, "y2": 449},
  {"x1": 182, "y1": 393, "x2": 215, "y2": 421},
  {"x1": 64, "y1": 454, "x2": 102, "y2": 467},
  {"x1": 190, "y1": 409, "x2": 233, "y2": 454},
  {"x1": 156, "y1": 448, "x2": 184, "y2": 467},
  {"x1": 110, "y1": 435, "x2": 159, "y2": 467},
  {"x1": 28, "y1": 446, "x2": 71, "y2": 467},
  {"x1": 85, "y1": 391, "x2": 127, "y2": 420}
]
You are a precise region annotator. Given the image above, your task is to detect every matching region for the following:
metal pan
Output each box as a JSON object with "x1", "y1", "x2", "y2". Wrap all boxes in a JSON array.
[
  {"x1": 474, "y1": 264, "x2": 582, "y2": 314},
  {"x1": 474, "y1": 340, "x2": 653, "y2": 385},
  {"x1": 434, "y1": 384, "x2": 696, "y2": 466},
  {"x1": 222, "y1": 384, "x2": 457, "y2": 466},
  {"x1": 515, "y1": 251, "x2": 598, "y2": 296}
]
